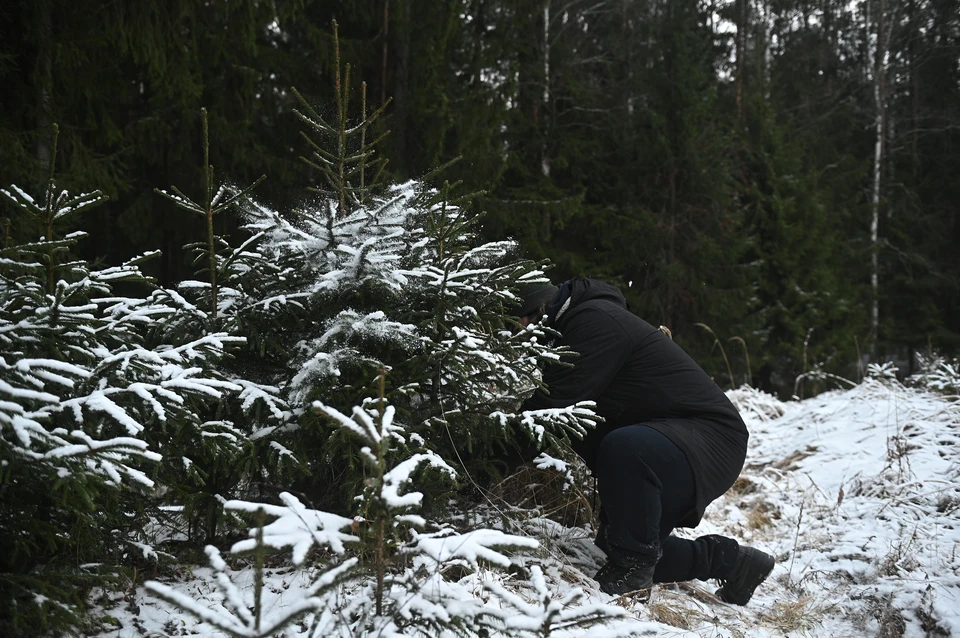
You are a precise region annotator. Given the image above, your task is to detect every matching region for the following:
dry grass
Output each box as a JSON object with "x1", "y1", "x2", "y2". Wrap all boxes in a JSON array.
[
  {"x1": 746, "y1": 499, "x2": 780, "y2": 530},
  {"x1": 876, "y1": 603, "x2": 907, "y2": 637},
  {"x1": 647, "y1": 599, "x2": 693, "y2": 629},
  {"x1": 771, "y1": 446, "x2": 819, "y2": 472},
  {"x1": 726, "y1": 476, "x2": 780, "y2": 530},
  {"x1": 494, "y1": 460, "x2": 597, "y2": 529},
  {"x1": 675, "y1": 580, "x2": 723, "y2": 606},
  {"x1": 758, "y1": 596, "x2": 825, "y2": 634},
  {"x1": 645, "y1": 586, "x2": 719, "y2": 631},
  {"x1": 609, "y1": 588, "x2": 652, "y2": 607},
  {"x1": 727, "y1": 476, "x2": 759, "y2": 497}
]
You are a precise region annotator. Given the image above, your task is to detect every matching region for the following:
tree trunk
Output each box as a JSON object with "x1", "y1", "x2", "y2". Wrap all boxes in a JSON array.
[
  {"x1": 823, "y1": 0, "x2": 834, "y2": 94},
  {"x1": 622, "y1": 0, "x2": 634, "y2": 115},
  {"x1": 391, "y1": 0, "x2": 411, "y2": 162},
  {"x1": 36, "y1": 0, "x2": 54, "y2": 169},
  {"x1": 736, "y1": 0, "x2": 746, "y2": 120},
  {"x1": 762, "y1": 0, "x2": 772, "y2": 98},
  {"x1": 909, "y1": 0, "x2": 919, "y2": 166},
  {"x1": 381, "y1": 0, "x2": 390, "y2": 107},
  {"x1": 516, "y1": 1, "x2": 547, "y2": 179},
  {"x1": 541, "y1": 1, "x2": 550, "y2": 177},
  {"x1": 869, "y1": 0, "x2": 886, "y2": 353}
]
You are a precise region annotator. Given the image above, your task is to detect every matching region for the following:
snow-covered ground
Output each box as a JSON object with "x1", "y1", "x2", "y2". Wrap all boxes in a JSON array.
[{"x1": 93, "y1": 375, "x2": 960, "y2": 637}]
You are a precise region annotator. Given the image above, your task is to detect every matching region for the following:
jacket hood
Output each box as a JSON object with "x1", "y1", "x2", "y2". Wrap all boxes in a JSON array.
[
  {"x1": 542, "y1": 278, "x2": 628, "y2": 328},
  {"x1": 569, "y1": 278, "x2": 627, "y2": 310}
]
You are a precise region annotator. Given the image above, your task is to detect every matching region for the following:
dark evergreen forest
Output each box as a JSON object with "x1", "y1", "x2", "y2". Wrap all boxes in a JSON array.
[{"x1": 2, "y1": 0, "x2": 958, "y2": 395}]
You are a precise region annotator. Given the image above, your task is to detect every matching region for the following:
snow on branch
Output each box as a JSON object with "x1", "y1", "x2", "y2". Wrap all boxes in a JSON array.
[
  {"x1": 81, "y1": 390, "x2": 145, "y2": 435},
  {"x1": 490, "y1": 401, "x2": 599, "y2": 444},
  {"x1": 225, "y1": 492, "x2": 358, "y2": 563},
  {"x1": 0, "y1": 376, "x2": 61, "y2": 405},
  {"x1": 911, "y1": 354, "x2": 960, "y2": 394},
  {"x1": 44, "y1": 430, "x2": 160, "y2": 462},
  {"x1": 6, "y1": 419, "x2": 161, "y2": 487},
  {"x1": 381, "y1": 452, "x2": 456, "y2": 510},
  {"x1": 0, "y1": 182, "x2": 106, "y2": 222},
  {"x1": 233, "y1": 379, "x2": 289, "y2": 420},
  {"x1": 145, "y1": 545, "x2": 342, "y2": 638},
  {"x1": 235, "y1": 183, "x2": 422, "y2": 296},
  {"x1": 315, "y1": 310, "x2": 418, "y2": 350},
  {"x1": 481, "y1": 565, "x2": 630, "y2": 636},
  {"x1": 407, "y1": 528, "x2": 538, "y2": 570},
  {"x1": 311, "y1": 401, "x2": 405, "y2": 447},
  {"x1": 533, "y1": 452, "x2": 576, "y2": 489}
]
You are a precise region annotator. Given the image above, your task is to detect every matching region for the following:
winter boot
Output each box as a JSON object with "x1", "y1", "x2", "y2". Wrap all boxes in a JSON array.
[
  {"x1": 715, "y1": 545, "x2": 775, "y2": 606},
  {"x1": 594, "y1": 542, "x2": 661, "y2": 596}
]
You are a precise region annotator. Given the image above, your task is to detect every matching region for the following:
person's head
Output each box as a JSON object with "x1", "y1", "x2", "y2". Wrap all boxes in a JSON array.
[{"x1": 510, "y1": 284, "x2": 559, "y2": 327}]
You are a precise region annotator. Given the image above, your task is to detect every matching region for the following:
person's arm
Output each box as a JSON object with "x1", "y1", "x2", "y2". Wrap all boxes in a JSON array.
[{"x1": 522, "y1": 307, "x2": 633, "y2": 411}]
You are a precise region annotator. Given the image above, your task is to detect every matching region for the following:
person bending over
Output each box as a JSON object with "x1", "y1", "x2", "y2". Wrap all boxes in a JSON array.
[{"x1": 513, "y1": 278, "x2": 774, "y2": 604}]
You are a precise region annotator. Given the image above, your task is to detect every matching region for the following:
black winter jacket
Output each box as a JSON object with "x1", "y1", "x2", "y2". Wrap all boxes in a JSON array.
[{"x1": 521, "y1": 278, "x2": 748, "y2": 527}]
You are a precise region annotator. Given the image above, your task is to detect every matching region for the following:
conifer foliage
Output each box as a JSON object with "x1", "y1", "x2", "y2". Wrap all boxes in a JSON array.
[
  {"x1": 136, "y1": 25, "x2": 616, "y2": 637},
  {"x1": 0, "y1": 22, "x2": 623, "y2": 637},
  {"x1": 147, "y1": 392, "x2": 625, "y2": 637},
  {"x1": 0, "y1": 128, "x2": 249, "y2": 634}
]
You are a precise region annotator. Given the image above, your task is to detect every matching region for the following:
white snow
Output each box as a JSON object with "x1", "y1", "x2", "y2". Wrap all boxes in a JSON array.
[
  {"x1": 90, "y1": 375, "x2": 960, "y2": 637},
  {"x1": 225, "y1": 492, "x2": 359, "y2": 562},
  {"x1": 80, "y1": 390, "x2": 144, "y2": 435},
  {"x1": 0, "y1": 184, "x2": 36, "y2": 205},
  {"x1": 410, "y1": 528, "x2": 540, "y2": 569},
  {"x1": 381, "y1": 452, "x2": 457, "y2": 509}
]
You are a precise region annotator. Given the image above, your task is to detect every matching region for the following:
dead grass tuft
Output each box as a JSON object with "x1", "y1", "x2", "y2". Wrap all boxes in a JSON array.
[
  {"x1": 877, "y1": 604, "x2": 907, "y2": 637},
  {"x1": 676, "y1": 580, "x2": 723, "y2": 606},
  {"x1": 646, "y1": 587, "x2": 718, "y2": 629},
  {"x1": 609, "y1": 588, "x2": 652, "y2": 607},
  {"x1": 854, "y1": 594, "x2": 907, "y2": 638},
  {"x1": 771, "y1": 446, "x2": 819, "y2": 472},
  {"x1": 494, "y1": 459, "x2": 597, "y2": 529},
  {"x1": 759, "y1": 596, "x2": 823, "y2": 634},
  {"x1": 728, "y1": 476, "x2": 758, "y2": 497},
  {"x1": 917, "y1": 587, "x2": 951, "y2": 637},
  {"x1": 746, "y1": 499, "x2": 780, "y2": 530},
  {"x1": 647, "y1": 599, "x2": 692, "y2": 629}
]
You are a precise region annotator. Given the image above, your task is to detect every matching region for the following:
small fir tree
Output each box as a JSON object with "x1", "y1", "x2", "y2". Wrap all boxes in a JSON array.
[
  {"x1": 147, "y1": 391, "x2": 629, "y2": 637},
  {"x1": 143, "y1": 24, "x2": 618, "y2": 638},
  {"x1": 0, "y1": 127, "x2": 250, "y2": 634},
  {"x1": 153, "y1": 107, "x2": 296, "y2": 543}
]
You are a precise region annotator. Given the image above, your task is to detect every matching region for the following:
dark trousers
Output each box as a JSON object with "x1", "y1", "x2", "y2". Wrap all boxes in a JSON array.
[{"x1": 595, "y1": 424, "x2": 739, "y2": 583}]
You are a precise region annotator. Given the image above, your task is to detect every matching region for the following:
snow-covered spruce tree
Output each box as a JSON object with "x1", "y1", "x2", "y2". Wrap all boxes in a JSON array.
[
  {"x1": 395, "y1": 182, "x2": 598, "y2": 488},
  {"x1": 153, "y1": 108, "x2": 293, "y2": 543},
  {"x1": 282, "y1": 38, "x2": 593, "y2": 509},
  {"x1": 909, "y1": 352, "x2": 960, "y2": 395},
  {"x1": 147, "y1": 21, "x2": 597, "y2": 519},
  {"x1": 147, "y1": 390, "x2": 632, "y2": 637},
  {"x1": 143, "y1": 23, "x2": 620, "y2": 637},
  {"x1": 0, "y1": 128, "x2": 250, "y2": 634}
]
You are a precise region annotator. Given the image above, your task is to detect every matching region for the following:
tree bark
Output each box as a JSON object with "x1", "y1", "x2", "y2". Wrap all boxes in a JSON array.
[
  {"x1": 869, "y1": 0, "x2": 886, "y2": 353},
  {"x1": 736, "y1": 0, "x2": 746, "y2": 120},
  {"x1": 391, "y1": 0, "x2": 410, "y2": 162},
  {"x1": 516, "y1": 1, "x2": 547, "y2": 179},
  {"x1": 762, "y1": 0, "x2": 772, "y2": 98},
  {"x1": 36, "y1": 0, "x2": 54, "y2": 169},
  {"x1": 541, "y1": 1, "x2": 550, "y2": 177},
  {"x1": 381, "y1": 0, "x2": 390, "y2": 107}
]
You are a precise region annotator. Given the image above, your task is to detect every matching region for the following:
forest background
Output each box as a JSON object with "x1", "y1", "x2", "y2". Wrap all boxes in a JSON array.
[{"x1": 2, "y1": 0, "x2": 958, "y2": 396}]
